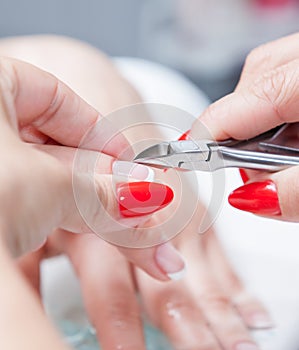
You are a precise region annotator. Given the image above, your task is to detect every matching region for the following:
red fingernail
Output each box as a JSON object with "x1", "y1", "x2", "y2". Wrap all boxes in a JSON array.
[
  {"x1": 178, "y1": 129, "x2": 191, "y2": 141},
  {"x1": 239, "y1": 168, "x2": 249, "y2": 183},
  {"x1": 117, "y1": 181, "x2": 174, "y2": 217},
  {"x1": 228, "y1": 180, "x2": 281, "y2": 216}
]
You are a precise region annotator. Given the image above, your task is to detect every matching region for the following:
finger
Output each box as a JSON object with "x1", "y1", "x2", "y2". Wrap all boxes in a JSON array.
[
  {"x1": 182, "y1": 232, "x2": 258, "y2": 350},
  {"x1": 192, "y1": 59, "x2": 299, "y2": 141},
  {"x1": 228, "y1": 165, "x2": 299, "y2": 221},
  {"x1": 34, "y1": 144, "x2": 115, "y2": 175},
  {"x1": 58, "y1": 232, "x2": 146, "y2": 350},
  {"x1": 16, "y1": 248, "x2": 45, "y2": 297},
  {"x1": 35, "y1": 147, "x2": 174, "y2": 241},
  {"x1": 52, "y1": 224, "x2": 185, "y2": 282},
  {"x1": 34, "y1": 146, "x2": 175, "y2": 273},
  {"x1": 33, "y1": 144, "x2": 159, "y2": 233},
  {"x1": 61, "y1": 174, "x2": 174, "y2": 236},
  {"x1": 35, "y1": 146, "x2": 172, "y2": 238},
  {"x1": 118, "y1": 241, "x2": 186, "y2": 282},
  {"x1": 5, "y1": 147, "x2": 180, "y2": 283},
  {"x1": 0, "y1": 244, "x2": 69, "y2": 350},
  {"x1": 0, "y1": 57, "x2": 132, "y2": 158},
  {"x1": 34, "y1": 144, "x2": 156, "y2": 181},
  {"x1": 237, "y1": 33, "x2": 299, "y2": 89},
  {"x1": 136, "y1": 269, "x2": 221, "y2": 350},
  {"x1": 47, "y1": 173, "x2": 176, "y2": 281},
  {"x1": 204, "y1": 232, "x2": 273, "y2": 329},
  {"x1": 1, "y1": 145, "x2": 173, "y2": 257}
]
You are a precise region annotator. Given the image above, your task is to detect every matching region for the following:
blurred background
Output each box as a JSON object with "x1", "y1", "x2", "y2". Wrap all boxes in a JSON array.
[{"x1": 1, "y1": 0, "x2": 299, "y2": 100}]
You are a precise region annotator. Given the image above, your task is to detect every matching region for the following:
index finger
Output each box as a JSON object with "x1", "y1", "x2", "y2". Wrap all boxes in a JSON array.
[
  {"x1": 57, "y1": 233, "x2": 146, "y2": 349},
  {"x1": 0, "y1": 57, "x2": 132, "y2": 158},
  {"x1": 192, "y1": 59, "x2": 299, "y2": 141}
]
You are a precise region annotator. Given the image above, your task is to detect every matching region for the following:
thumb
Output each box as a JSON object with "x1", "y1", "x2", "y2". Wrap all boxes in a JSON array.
[{"x1": 227, "y1": 166, "x2": 299, "y2": 221}]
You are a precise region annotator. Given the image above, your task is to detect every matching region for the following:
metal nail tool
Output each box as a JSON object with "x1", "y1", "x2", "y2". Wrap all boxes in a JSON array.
[{"x1": 134, "y1": 123, "x2": 299, "y2": 172}]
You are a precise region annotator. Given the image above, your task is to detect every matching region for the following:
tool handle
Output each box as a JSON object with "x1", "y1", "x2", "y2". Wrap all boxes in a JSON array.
[{"x1": 219, "y1": 147, "x2": 299, "y2": 171}]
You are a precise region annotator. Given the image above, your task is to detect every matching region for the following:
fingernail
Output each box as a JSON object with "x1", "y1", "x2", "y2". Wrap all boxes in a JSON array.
[
  {"x1": 113, "y1": 161, "x2": 154, "y2": 181},
  {"x1": 235, "y1": 342, "x2": 259, "y2": 350},
  {"x1": 239, "y1": 168, "x2": 249, "y2": 183},
  {"x1": 178, "y1": 129, "x2": 191, "y2": 141},
  {"x1": 248, "y1": 313, "x2": 274, "y2": 329},
  {"x1": 228, "y1": 180, "x2": 281, "y2": 216},
  {"x1": 155, "y1": 242, "x2": 186, "y2": 280},
  {"x1": 117, "y1": 181, "x2": 174, "y2": 217}
]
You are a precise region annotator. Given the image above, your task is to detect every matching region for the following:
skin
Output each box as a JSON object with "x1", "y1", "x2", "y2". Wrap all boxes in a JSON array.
[
  {"x1": 0, "y1": 35, "x2": 270, "y2": 350},
  {"x1": 191, "y1": 32, "x2": 299, "y2": 222}
]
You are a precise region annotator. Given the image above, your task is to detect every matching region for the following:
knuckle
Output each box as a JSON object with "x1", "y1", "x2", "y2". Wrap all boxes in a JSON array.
[
  {"x1": 86, "y1": 175, "x2": 121, "y2": 231},
  {"x1": 232, "y1": 291, "x2": 252, "y2": 306},
  {"x1": 223, "y1": 274, "x2": 244, "y2": 295},
  {"x1": 163, "y1": 298, "x2": 191, "y2": 314},
  {"x1": 159, "y1": 292, "x2": 197, "y2": 319},
  {"x1": 244, "y1": 44, "x2": 271, "y2": 72},
  {"x1": 72, "y1": 173, "x2": 117, "y2": 234},
  {"x1": 94, "y1": 176, "x2": 112, "y2": 216},
  {"x1": 201, "y1": 293, "x2": 231, "y2": 312},
  {"x1": 249, "y1": 61, "x2": 299, "y2": 122},
  {"x1": 32, "y1": 79, "x2": 65, "y2": 127},
  {"x1": 158, "y1": 294, "x2": 220, "y2": 349},
  {"x1": 105, "y1": 298, "x2": 140, "y2": 329},
  {"x1": 250, "y1": 68, "x2": 282, "y2": 104}
]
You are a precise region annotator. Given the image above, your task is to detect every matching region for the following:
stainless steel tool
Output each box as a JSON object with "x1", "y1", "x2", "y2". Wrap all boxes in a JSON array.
[{"x1": 134, "y1": 123, "x2": 299, "y2": 172}]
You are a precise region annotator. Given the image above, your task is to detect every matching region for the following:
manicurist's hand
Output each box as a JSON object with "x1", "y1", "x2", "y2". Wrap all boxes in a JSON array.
[{"x1": 191, "y1": 33, "x2": 299, "y2": 221}]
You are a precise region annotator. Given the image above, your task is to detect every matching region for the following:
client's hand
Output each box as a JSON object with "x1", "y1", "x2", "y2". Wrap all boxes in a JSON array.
[{"x1": 19, "y1": 209, "x2": 271, "y2": 350}]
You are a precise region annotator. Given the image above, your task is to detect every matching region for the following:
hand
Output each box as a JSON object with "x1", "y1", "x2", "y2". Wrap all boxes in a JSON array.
[
  {"x1": 56, "y1": 153, "x2": 270, "y2": 350},
  {"x1": 0, "y1": 37, "x2": 188, "y2": 282},
  {"x1": 19, "y1": 206, "x2": 271, "y2": 350},
  {"x1": 0, "y1": 56, "x2": 181, "y2": 278},
  {"x1": 0, "y1": 54, "x2": 178, "y2": 349},
  {"x1": 2, "y1": 35, "x2": 270, "y2": 350},
  {"x1": 137, "y1": 209, "x2": 272, "y2": 350},
  {"x1": 191, "y1": 32, "x2": 299, "y2": 221}
]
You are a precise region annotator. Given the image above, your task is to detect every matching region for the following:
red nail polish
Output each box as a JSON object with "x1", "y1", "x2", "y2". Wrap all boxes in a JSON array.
[
  {"x1": 228, "y1": 180, "x2": 281, "y2": 216},
  {"x1": 118, "y1": 181, "x2": 174, "y2": 217},
  {"x1": 239, "y1": 168, "x2": 249, "y2": 183},
  {"x1": 178, "y1": 130, "x2": 191, "y2": 141}
]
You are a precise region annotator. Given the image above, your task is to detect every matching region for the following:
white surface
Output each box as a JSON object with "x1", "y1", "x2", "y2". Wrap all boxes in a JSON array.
[{"x1": 42, "y1": 58, "x2": 299, "y2": 350}]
